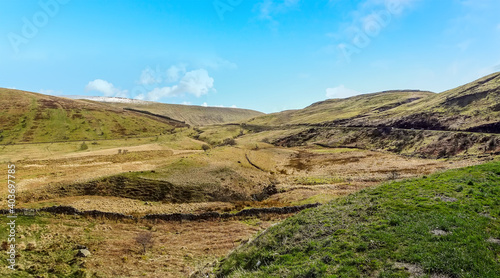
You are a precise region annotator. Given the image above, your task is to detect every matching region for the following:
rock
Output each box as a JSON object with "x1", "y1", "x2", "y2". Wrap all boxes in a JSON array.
[
  {"x1": 487, "y1": 238, "x2": 500, "y2": 244},
  {"x1": 430, "y1": 229, "x2": 451, "y2": 236},
  {"x1": 76, "y1": 249, "x2": 91, "y2": 257},
  {"x1": 437, "y1": 195, "x2": 458, "y2": 202}
]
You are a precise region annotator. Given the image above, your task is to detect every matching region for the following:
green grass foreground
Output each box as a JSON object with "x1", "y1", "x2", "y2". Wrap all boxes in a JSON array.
[{"x1": 217, "y1": 160, "x2": 500, "y2": 277}]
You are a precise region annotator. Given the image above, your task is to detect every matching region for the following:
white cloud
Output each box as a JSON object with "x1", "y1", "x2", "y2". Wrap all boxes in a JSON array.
[
  {"x1": 181, "y1": 101, "x2": 191, "y2": 105},
  {"x1": 138, "y1": 67, "x2": 162, "y2": 85},
  {"x1": 178, "y1": 69, "x2": 215, "y2": 97},
  {"x1": 146, "y1": 86, "x2": 178, "y2": 101},
  {"x1": 201, "y1": 102, "x2": 208, "y2": 107},
  {"x1": 85, "y1": 79, "x2": 128, "y2": 98},
  {"x1": 231, "y1": 105, "x2": 237, "y2": 108},
  {"x1": 325, "y1": 85, "x2": 361, "y2": 99},
  {"x1": 142, "y1": 69, "x2": 215, "y2": 101},
  {"x1": 166, "y1": 65, "x2": 187, "y2": 83}
]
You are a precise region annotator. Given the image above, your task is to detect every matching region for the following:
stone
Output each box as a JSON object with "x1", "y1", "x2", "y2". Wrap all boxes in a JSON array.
[{"x1": 76, "y1": 249, "x2": 91, "y2": 257}]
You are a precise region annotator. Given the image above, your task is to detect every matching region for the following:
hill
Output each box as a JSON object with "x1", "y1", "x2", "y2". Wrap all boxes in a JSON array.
[
  {"x1": 216, "y1": 160, "x2": 500, "y2": 277},
  {"x1": 247, "y1": 72, "x2": 500, "y2": 132},
  {"x1": 358, "y1": 72, "x2": 500, "y2": 132},
  {"x1": 0, "y1": 89, "x2": 182, "y2": 144},
  {"x1": 246, "y1": 90, "x2": 434, "y2": 126},
  {"x1": 83, "y1": 97, "x2": 264, "y2": 126}
]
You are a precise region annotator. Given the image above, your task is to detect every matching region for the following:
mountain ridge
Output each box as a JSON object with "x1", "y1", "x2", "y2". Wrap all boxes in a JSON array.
[{"x1": 247, "y1": 72, "x2": 500, "y2": 132}]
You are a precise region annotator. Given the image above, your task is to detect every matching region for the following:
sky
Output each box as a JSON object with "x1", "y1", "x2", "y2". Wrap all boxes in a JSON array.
[{"x1": 1, "y1": 0, "x2": 500, "y2": 113}]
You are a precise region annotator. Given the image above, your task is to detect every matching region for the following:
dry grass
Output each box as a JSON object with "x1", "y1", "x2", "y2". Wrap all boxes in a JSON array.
[
  {"x1": 24, "y1": 196, "x2": 234, "y2": 215},
  {"x1": 0, "y1": 129, "x2": 493, "y2": 277}
]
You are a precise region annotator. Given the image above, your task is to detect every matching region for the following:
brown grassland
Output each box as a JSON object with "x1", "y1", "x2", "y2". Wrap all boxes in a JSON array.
[{"x1": 0, "y1": 124, "x2": 492, "y2": 277}]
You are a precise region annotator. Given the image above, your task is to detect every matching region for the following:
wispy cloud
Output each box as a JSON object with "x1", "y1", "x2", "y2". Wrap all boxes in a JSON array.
[
  {"x1": 140, "y1": 69, "x2": 215, "y2": 101},
  {"x1": 138, "y1": 67, "x2": 163, "y2": 85},
  {"x1": 255, "y1": 0, "x2": 301, "y2": 29},
  {"x1": 89, "y1": 64, "x2": 218, "y2": 102},
  {"x1": 85, "y1": 79, "x2": 128, "y2": 98},
  {"x1": 165, "y1": 64, "x2": 187, "y2": 83},
  {"x1": 325, "y1": 85, "x2": 360, "y2": 99},
  {"x1": 199, "y1": 57, "x2": 237, "y2": 70}
]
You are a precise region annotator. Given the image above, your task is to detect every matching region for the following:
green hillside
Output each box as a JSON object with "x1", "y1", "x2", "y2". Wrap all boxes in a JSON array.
[
  {"x1": 247, "y1": 72, "x2": 500, "y2": 132},
  {"x1": 363, "y1": 72, "x2": 500, "y2": 131},
  {"x1": 246, "y1": 90, "x2": 434, "y2": 126},
  {"x1": 217, "y1": 160, "x2": 500, "y2": 277},
  {"x1": 0, "y1": 89, "x2": 179, "y2": 144},
  {"x1": 104, "y1": 101, "x2": 264, "y2": 126}
]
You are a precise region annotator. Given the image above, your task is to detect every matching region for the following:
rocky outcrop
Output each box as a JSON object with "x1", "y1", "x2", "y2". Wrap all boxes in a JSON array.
[
  {"x1": 142, "y1": 203, "x2": 320, "y2": 221},
  {"x1": 0, "y1": 204, "x2": 321, "y2": 222}
]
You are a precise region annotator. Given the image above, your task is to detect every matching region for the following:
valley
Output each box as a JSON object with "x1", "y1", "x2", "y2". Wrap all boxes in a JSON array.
[{"x1": 1, "y1": 73, "x2": 500, "y2": 277}]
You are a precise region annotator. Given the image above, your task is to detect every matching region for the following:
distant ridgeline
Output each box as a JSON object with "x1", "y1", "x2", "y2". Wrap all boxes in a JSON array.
[{"x1": 246, "y1": 72, "x2": 500, "y2": 133}]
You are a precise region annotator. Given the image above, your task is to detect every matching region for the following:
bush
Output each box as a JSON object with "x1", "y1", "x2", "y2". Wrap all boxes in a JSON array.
[
  {"x1": 135, "y1": 231, "x2": 154, "y2": 254},
  {"x1": 80, "y1": 142, "x2": 88, "y2": 151},
  {"x1": 221, "y1": 138, "x2": 236, "y2": 146},
  {"x1": 201, "y1": 144, "x2": 211, "y2": 151}
]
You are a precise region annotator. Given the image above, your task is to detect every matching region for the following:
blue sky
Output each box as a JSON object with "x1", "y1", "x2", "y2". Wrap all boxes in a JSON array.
[{"x1": 1, "y1": 0, "x2": 499, "y2": 113}]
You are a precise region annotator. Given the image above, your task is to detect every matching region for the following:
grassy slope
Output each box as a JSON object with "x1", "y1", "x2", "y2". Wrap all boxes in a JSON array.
[
  {"x1": 248, "y1": 72, "x2": 500, "y2": 131},
  {"x1": 104, "y1": 101, "x2": 264, "y2": 126},
  {"x1": 246, "y1": 90, "x2": 434, "y2": 126},
  {"x1": 0, "y1": 89, "x2": 177, "y2": 143},
  {"x1": 354, "y1": 72, "x2": 500, "y2": 130},
  {"x1": 217, "y1": 160, "x2": 500, "y2": 277}
]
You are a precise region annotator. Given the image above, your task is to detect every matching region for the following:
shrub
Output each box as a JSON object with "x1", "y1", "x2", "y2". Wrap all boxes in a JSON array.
[
  {"x1": 80, "y1": 142, "x2": 88, "y2": 151},
  {"x1": 135, "y1": 231, "x2": 154, "y2": 254},
  {"x1": 201, "y1": 144, "x2": 211, "y2": 151},
  {"x1": 221, "y1": 138, "x2": 236, "y2": 146}
]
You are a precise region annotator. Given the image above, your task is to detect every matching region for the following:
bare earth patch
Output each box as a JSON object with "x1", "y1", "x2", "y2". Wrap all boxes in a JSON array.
[
  {"x1": 394, "y1": 262, "x2": 451, "y2": 278},
  {"x1": 430, "y1": 229, "x2": 451, "y2": 236}
]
